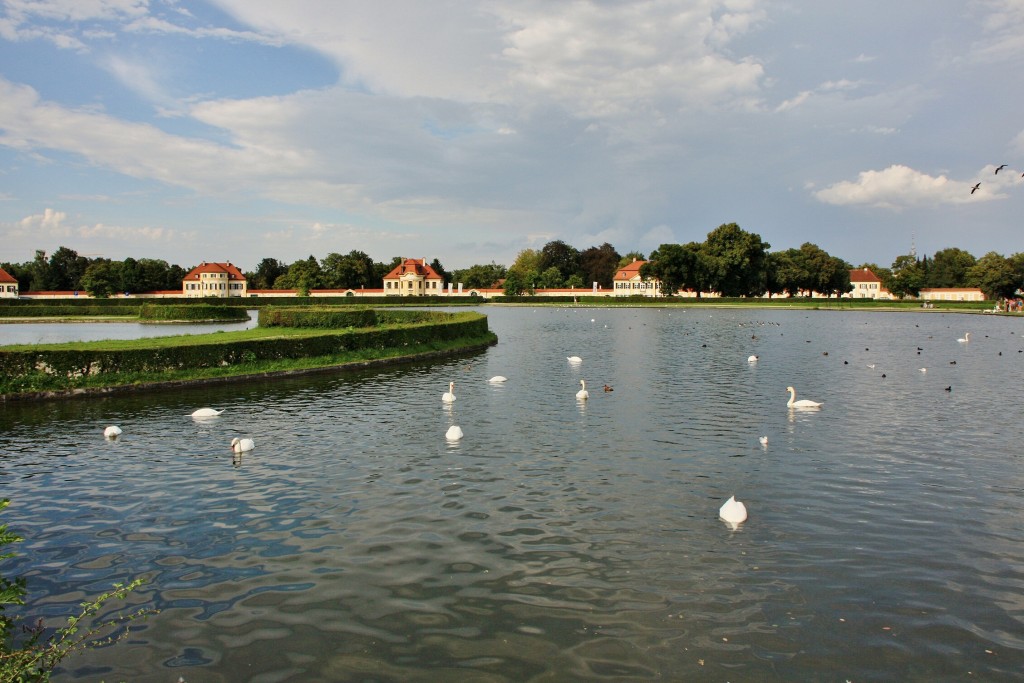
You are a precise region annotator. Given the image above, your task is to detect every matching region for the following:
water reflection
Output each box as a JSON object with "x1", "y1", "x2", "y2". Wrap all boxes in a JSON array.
[{"x1": 1, "y1": 307, "x2": 1023, "y2": 681}]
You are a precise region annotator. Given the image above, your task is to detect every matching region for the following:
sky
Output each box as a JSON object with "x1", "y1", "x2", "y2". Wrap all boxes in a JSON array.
[{"x1": 1, "y1": 0, "x2": 1023, "y2": 273}]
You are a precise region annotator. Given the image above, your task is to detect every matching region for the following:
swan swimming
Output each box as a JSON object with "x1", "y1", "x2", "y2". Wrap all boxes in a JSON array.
[
  {"x1": 488, "y1": 376, "x2": 508, "y2": 383},
  {"x1": 567, "y1": 356, "x2": 583, "y2": 364},
  {"x1": 957, "y1": 332, "x2": 971, "y2": 343},
  {"x1": 191, "y1": 408, "x2": 224, "y2": 417},
  {"x1": 103, "y1": 425, "x2": 122, "y2": 439},
  {"x1": 445, "y1": 425, "x2": 464, "y2": 441},
  {"x1": 576, "y1": 379, "x2": 589, "y2": 400},
  {"x1": 786, "y1": 386, "x2": 823, "y2": 409},
  {"x1": 759, "y1": 435, "x2": 768, "y2": 446},
  {"x1": 442, "y1": 381, "x2": 456, "y2": 403},
  {"x1": 719, "y1": 496, "x2": 748, "y2": 527},
  {"x1": 747, "y1": 355, "x2": 759, "y2": 363},
  {"x1": 231, "y1": 437, "x2": 255, "y2": 453}
]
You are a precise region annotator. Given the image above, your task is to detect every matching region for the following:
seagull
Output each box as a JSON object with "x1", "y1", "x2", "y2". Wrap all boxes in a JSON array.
[
  {"x1": 995, "y1": 164, "x2": 1007, "y2": 174},
  {"x1": 970, "y1": 182, "x2": 981, "y2": 194}
]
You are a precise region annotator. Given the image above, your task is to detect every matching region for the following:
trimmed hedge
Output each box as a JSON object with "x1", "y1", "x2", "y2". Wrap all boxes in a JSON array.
[
  {"x1": 0, "y1": 305, "x2": 142, "y2": 317},
  {"x1": 139, "y1": 303, "x2": 249, "y2": 322},
  {"x1": 0, "y1": 311, "x2": 490, "y2": 394},
  {"x1": 259, "y1": 307, "x2": 377, "y2": 328}
]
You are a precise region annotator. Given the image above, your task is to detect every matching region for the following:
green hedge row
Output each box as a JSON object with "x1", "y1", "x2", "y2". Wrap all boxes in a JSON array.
[
  {"x1": 258, "y1": 307, "x2": 377, "y2": 328},
  {"x1": 0, "y1": 305, "x2": 142, "y2": 317},
  {"x1": 0, "y1": 311, "x2": 490, "y2": 391},
  {"x1": 139, "y1": 304, "x2": 249, "y2": 321}
]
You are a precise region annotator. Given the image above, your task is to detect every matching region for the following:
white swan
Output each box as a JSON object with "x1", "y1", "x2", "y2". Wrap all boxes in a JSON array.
[
  {"x1": 103, "y1": 425, "x2": 122, "y2": 439},
  {"x1": 759, "y1": 435, "x2": 768, "y2": 446},
  {"x1": 719, "y1": 496, "x2": 748, "y2": 527},
  {"x1": 231, "y1": 437, "x2": 255, "y2": 453},
  {"x1": 191, "y1": 408, "x2": 223, "y2": 417},
  {"x1": 747, "y1": 355, "x2": 759, "y2": 363},
  {"x1": 442, "y1": 381, "x2": 456, "y2": 403},
  {"x1": 445, "y1": 425, "x2": 464, "y2": 441},
  {"x1": 567, "y1": 355, "x2": 583, "y2": 364},
  {"x1": 957, "y1": 332, "x2": 971, "y2": 343},
  {"x1": 576, "y1": 379, "x2": 589, "y2": 400},
  {"x1": 488, "y1": 376, "x2": 508, "y2": 383},
  {"x1": 786, "y1": 386, "x2": 822, "y2": 409}
]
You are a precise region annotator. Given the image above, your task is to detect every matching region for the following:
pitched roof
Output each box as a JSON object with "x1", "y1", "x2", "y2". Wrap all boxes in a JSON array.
[
  {"x1": 183, "y1": 262, "x2": 246, "y2": 281},
  {"x1": 849, "y1": 267, "x2": 881, "y2": 283},
  {"x1": 383, "y1": 258, "x2": 443, "y2": 280},
  {"x1": 0, "y1": 267, "x2": 17, "y2": 284},
  {"x1": 614, "y1": 259, "x2": 649, "y2": 280}
]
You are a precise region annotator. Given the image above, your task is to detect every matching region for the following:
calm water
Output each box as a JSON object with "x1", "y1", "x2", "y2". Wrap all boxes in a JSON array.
[
  {"x1": 0, "y1": 311, "x2": 259, "y2": 345},
  {"x1": 1, "y1": 306, "x2": 1022, "y2": 682}
]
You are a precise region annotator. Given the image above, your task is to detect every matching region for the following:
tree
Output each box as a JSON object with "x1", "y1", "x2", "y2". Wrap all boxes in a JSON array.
[
  {"x1": 429, "y1": 258, "x2": 449, "y2": 286},
  {"x1": 642, "y1": 242, "x2": 710, "y2": 296},
  {"x1": 772, "y1": 248, "x2": 807, "y2": 297},
  {"x1": 579, "y1": 242, "x2": 622, "y2": 289},
  {"x1": 28, "y1": 250, "x2": 51, "y2": 292},
  {"x1": 274, "y1": 256, "x2": 325, "y2": 292},
  {"x1": 889, "y1": 254, "x2": 925, "y2": 299},
  {"x1": 702, "y1": 223, "x2": 770, "y2": 297},
  {"x1": 321, "y1": 251, "x2": 376, "y2": 290},
  {"x1": 968, "y1": 251, "x2": 1017, "y2": 299},
  {"x1": 247, "y1": 258, "x2": 288, "y2": 290},
  {"x1": 502, "y1": 270, "x2": 528, "y2": 296},
  {"x1": 451, "y1": 262, "x2": 507, "y2": 289},
  {"x1": 538, "y1": 266, "x2": 563, "y2": 289},
  {"x1": 927, "y1": 248, "x2": 975, "y2": 288},
  {"x1": 539, "y1": 240, "x2": 581, "y2": 283},
  {"x1": 620, "y1": 251, "x2": 645, "y2": 266},
  {"x1": 508, "y1": 249, "x2": 542, "y2": 277},
  {"x1": 80, "y1": 260, "x2": 120, "y2": 298},
  {"x1": 47, "y1": 247, "x2": 90, "y2": 291}
]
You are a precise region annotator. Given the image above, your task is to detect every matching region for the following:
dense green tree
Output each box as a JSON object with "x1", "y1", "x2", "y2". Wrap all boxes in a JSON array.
[
  {"x1": 502, "y1": 270, "x2": 528, "y2": 296},
  {"x1": 579, "y1": 243, "x2": 621, "y2": 289},
  {"x1": 703, "y1": 223, "x2": 771, "y2": 297},
  {"x1": 538, "y1": 266, "x2": 563, "y2": 289},
  {"x1": 620, "y1": 251, "x2": 645, "y2": 265},
  {"x1": 772, "y1": 248, "x2": 807, "y2": 296},
  {"x1": 48, "y1": 246, "x2": 90, "y2": 291},
  {"x1": 565, "y1": 274, "x2": 585, "y2": 289},
  {"x1": 508, "y1": 248, "x2": 542, "y2": 277},
  {"x1": 451, "y1": 262, "x2": 507, "y2": 289},
  {"x1": 321, "y1": 250, "x2": 376, "y2": 290},
  {"x1": 889, "y1": 254, "x2": 925, "y2": 298},
  {"x1": 642, "y1": 242, "x2": 710, "y2": 297},
  {"x1": 274, "y1": 256, "x2": 325, "y2": 292},
  {"x1": 28, "y1": 250, "x2": 51, "y2": 292},
  {"x1": 80, "y1": 260, "x2": 120, "y2": 298},
  {"x1": 928, "y1": 248, "x2": 976, "y2": 288},
  {"x1": 247, "y1": 258, "x2": 288, "y2": 290},
  {"x1": 968, "y1": 251, "x2": 1017, "y2": 299},
  {"x1": 429, "y1": 258, "x2": 449, "y2": 285},
  {"x1": 539, "y1": 240, "x2": 581, "y2": 283}
]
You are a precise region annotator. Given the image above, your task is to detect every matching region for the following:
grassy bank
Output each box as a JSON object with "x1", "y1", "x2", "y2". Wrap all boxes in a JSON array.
[{"x1": 0, "y1": 312, "x2": 497, "y2": 400}]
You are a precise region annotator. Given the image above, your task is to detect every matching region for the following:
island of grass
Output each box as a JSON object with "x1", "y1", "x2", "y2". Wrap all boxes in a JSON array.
[{"x1": 0, "y1": 308, "x2": 496, "y2": 400}]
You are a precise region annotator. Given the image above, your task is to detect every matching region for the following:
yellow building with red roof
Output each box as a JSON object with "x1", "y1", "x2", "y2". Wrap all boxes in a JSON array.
[
  {"x1": 382, "y1": 258, "x2": 445, "y2": 296},
  {"x1": 0, "y1": 266, "x2": 19, "y2": 298},
  {"x1": 182, "y1": 262, "x2": 247, "y2": 298}
]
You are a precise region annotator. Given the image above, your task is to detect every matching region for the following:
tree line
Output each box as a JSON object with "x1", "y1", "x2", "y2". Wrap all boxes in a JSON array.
[{"x1": 4, "y1": 225, "x2": 1024, "y2": 299}]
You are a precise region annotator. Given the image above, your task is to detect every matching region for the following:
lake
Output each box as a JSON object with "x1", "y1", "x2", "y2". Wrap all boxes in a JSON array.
[{"x1": 1, "y1": 306, "x2": 1022, "y2": 682}]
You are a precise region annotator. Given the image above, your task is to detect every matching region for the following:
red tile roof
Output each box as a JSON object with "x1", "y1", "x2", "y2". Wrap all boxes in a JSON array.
[
  {"x1": 850, "y1": 267, "x2": 881, "y2": 283},
  {"x1": 614, "y1": 260, "x2": 648, "y2": 280},
  {"x1": 0, "y1": 267, "x2": 17, "y2": 284},
  {"x1": 383, "y1": 258, "x2": 443, "y2": 280},
  {"x1": 183, "y1": 262, "x2": 246, "y2": 280}
]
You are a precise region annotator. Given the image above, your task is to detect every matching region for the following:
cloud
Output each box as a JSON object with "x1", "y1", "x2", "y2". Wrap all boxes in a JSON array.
[
  {"x1": 970, "y1": 0, "x2": 1024, "y2": 63},
  {"x1": 3, "y1": 207, "x2": 192, "y2": 245},
  {"x1": 814, "y1": 164, "x2": 1019, "y2": 209}
]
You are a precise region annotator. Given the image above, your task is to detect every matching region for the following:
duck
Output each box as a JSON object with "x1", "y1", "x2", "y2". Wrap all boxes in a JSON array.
[
  {"x1": 231, "y1": 437, "x2": 254, "y2": 453},
  {"x1": 442, "y1": 381, "x2": 456, "y2": 403},
  {"x1": 603, "y1": 384, "x2": 614, "y2": 392},
  {"x1": 719, "y1": 496, "x2": 748, "y2": 527},
  {"x1": 786, "y1": 386, "x2": 823, "y2": 409},
  {"x1": 576, "y1": 379, "x2": 589, "y2": 400}
]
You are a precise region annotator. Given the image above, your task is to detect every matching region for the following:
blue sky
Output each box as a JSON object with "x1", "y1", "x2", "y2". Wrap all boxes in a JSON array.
[{"x1": 1, "y1": 0, "x2": 1022, "y2": 273}]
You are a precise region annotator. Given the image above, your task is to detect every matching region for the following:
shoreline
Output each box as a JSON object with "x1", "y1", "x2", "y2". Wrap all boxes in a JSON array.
[{"x1": 0, "y1": 338, "x2": 496, "y2": 402}]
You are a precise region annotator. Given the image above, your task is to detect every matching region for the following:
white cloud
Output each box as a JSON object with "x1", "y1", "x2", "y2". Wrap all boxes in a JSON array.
[
  {"x1": 814, "y1": 164, "x2": 1019, "y2": 209},
  {"x1": 970, "y1": 0, "x2": 1024, "y2": 63}
]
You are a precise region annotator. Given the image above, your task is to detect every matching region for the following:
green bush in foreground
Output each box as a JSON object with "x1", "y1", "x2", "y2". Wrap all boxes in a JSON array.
[{"x1": 0, "y1": 499, "x2": 154, "y2": 681}]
